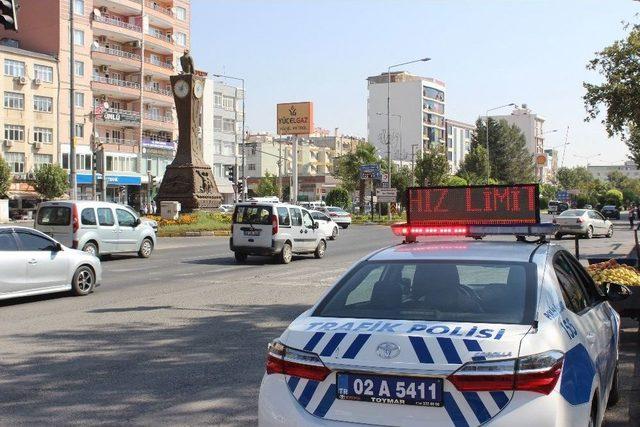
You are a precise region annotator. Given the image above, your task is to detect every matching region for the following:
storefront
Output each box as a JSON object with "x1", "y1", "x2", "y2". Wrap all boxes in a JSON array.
[{"x1": 77, "y1": 174, "x2": 142, "y2": 208}]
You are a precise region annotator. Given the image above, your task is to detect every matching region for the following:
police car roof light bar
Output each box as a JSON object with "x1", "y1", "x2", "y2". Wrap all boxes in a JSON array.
[{"x1": 391, "y1": 222, "x2": 558, "y2": 241}]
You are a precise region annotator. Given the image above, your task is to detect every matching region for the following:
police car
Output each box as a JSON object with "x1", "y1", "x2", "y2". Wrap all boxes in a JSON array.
[{"x1": 258, "y1": 185, "x2": 628, "y2": 427}]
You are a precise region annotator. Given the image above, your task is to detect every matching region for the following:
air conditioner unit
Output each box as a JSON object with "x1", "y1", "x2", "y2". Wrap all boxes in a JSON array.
[
  {"x1": 4, "y1": 139, "x2": 12, "y2": 147},
  {"x1": 34, "y1": 142, "x2": 43, "y2": 150},
  {"x1": 33, "y1": 78, "x2": 42, "y2": 86},
  {"x1": 98, "y1": 6, "x2": 108, "y2": 13},
  {"x1": 98, "y1": 65, "x2": 109, "y2": 73},
  {"x1": 14, "y1": 76, "x2": 26, "y2": 84},
  {"x1": 144, "y1": 75, "x2": 152, "y2": 83},
  {"x1": 98, "y1": 35, "x2": 107, "y2": 43}
]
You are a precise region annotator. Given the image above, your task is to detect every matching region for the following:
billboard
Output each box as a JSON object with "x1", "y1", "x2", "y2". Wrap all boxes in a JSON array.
[
  {"x1": 277, "y1": 102, "x2": 313, "y2": 135},
  {"x1": 407, "y1": 184, "x2": 540, "y2": 225}
]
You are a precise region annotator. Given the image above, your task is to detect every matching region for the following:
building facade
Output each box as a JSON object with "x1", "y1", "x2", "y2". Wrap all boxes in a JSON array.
[
  {"x1": 0, "y1": 42, "x2": 58, "y2": 213},
  {"x1": 202, "y1": 77, "x2": 244, "y2": 204},
  {"x1": 367, "y1": 71, "x2": 446, "y2": 162},
  {"x1": 445, "y1": 119, "x2": 474, "y2": 173},
  {"x1": 1, "y1": 0, "x2": 191, "y2": 208},
  {"x1": 588, "y1": 161, "x2": 640, "y2": 181}
]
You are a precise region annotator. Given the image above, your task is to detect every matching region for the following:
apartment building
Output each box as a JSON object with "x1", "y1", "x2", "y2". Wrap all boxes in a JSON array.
[
  {"x1": 202, "y1": 77, "x2": 244, "y2": 204},
  {"x1": 0, "y1": 0, "x2": 190, "y2": 207},
  {"x1": 445, "y1": 119, "x2": 474, "y2": 173},
  {"x1": 588, "y1": 161, "x2": 640, "y2": 181},
  {"x1": 0, "y1": 42, "x2": 58, "y2": 212},
  {"x1": 367, "y1": 71, "x2": 446, "y2": 162}
]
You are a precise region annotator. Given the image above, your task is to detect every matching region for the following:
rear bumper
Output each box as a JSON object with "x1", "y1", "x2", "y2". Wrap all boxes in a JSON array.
[
  {"x1": 556, "y1": 225, "x2": 588, "y2": 234},
  {"x1": 230, "y1": 238, "x2": 285, "y2": 256}
]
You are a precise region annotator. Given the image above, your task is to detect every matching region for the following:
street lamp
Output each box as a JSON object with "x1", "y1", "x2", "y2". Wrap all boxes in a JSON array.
[
  {"x1": 212, "y1": 73, "x2": 245, "y2": 202},
  {"x1": 574, "y1": 153, "x2": 602, "y2": 167},
  {"x1": 377, "y1": 112, "x2": 403, "y2": 165},
  {"x1": 484, "y1": 103, "x2": 518, "y2": 184}
]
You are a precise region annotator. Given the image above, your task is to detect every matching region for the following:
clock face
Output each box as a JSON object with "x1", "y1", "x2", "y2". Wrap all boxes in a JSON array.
[
  {"x1": 193, "y1": 81, "x2": 204, "y2": 99},
  {"x1": 173, "y1": 79, "x2": 189, "y2": 98}
]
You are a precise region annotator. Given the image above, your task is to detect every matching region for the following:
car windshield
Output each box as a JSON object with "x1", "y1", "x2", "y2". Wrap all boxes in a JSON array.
[
  {"x1": 603, "y1": 206, "x2": 616, "y2": 210},
  {"x1": 327, "y1": 207, "x2": 345, "y2": 213},
  {"x1": 560, "y1": 209, "x2": 586, "y2": 217},
  {"x1": 233, "y1": 205, "x2": 273, "y2": 225},
  {"x1": 37, "y1": 206, "x2": 71, "y2": 226},
  {"x1": 314, "y1": 260, "x2": 537, "y2": 324}
]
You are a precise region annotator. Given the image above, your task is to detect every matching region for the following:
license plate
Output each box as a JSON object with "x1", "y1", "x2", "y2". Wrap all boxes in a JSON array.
[
  {"x1": 336, "y1": 373, "x2": 443, "y2": 407},
  {"x1": 243, "y1": 229, "x2": 261, "y2": 236}
]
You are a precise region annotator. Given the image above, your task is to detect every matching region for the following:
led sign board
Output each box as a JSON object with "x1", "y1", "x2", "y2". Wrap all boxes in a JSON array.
[{"x1": 407, "y1": 184, "x2": 540, "y2": 225}]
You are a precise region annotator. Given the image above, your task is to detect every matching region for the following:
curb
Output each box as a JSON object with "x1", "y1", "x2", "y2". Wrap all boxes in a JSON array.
[{"x1": 158, "y1": 230, "x2": 230, "y2": 238}]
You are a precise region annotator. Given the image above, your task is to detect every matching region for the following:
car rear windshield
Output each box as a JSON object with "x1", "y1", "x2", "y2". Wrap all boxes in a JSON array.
[
  {"x1": 233, "y1": 205, "x2": 273, "y2": 225},
  {"x1": 560, "y1": 209, "x2": 585, "y2": 216},
  {"x1": 314, "y1": 260, "x2": 537, "y2": 324},
  {"x1": 37, "y1": 206, "x2": 71, "y2": 226},
  {"x1": 603, "y1": 206, "x2": 616, "y2": 210}
]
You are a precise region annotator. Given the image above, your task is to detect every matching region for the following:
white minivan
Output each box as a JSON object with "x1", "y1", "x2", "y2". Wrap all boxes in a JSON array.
[
  {"x1": 229, "y1": 202, "x2": 326, "y2": 264},
  {"x1": 35, "y1": 201, "x2": 157, "y2": 259}
]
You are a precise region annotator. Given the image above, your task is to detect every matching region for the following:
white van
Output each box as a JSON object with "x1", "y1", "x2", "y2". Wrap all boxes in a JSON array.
[
  {"x1": 229, "y1": 201, "x2": 326, "y2": 264},
  {"x1": 35, "y1": 201, "x2": 157, "y2": 258}
]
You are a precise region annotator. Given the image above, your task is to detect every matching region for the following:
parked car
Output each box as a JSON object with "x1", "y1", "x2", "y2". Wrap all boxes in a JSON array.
[
  {"x1": 310, "y1": 210, "x2": 339, "y2": 240},
  {"x1": 218, "y1": 204, "x2": 235, "y2": 213},
  {"x1": 34, "y1": 201, "x2": 157, "y2": 259},
  {"x1": 324, "y1": 206, "x2": 352, "y2": 229},
  {"x1": 0, "y1": 226, "x2": 101, "y2": 301},
  {"x1": 601, "y1": 205, "x2": 621, "y2": 220},
  {"x1": 553, "y1": 209, "x2": 614, "y2": 239},
  {"x1": 230, "y1": 201, "x2": 326, "y2": 264},
  {"x1": 584, "y1": 204, "x2": 593, "y2": 209},
  {"x1": 547, "y1": 200, "x2": 569, "y2": 215}
]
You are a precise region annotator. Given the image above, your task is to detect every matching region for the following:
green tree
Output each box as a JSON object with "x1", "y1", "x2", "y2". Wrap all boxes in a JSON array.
[
  {"x1": 540, "y1": 183, "x2": 558, "y2": 201},
  {"x1": 584, "y1": 23, "x2": 640, "y2": 165},
  {"x1": 255, "y1": 171, "x2": 278, "y2": 197},
  {"x1": 33, "y1": 164, "x2": 68, "y2": 200},
  {"x1": 415, "y1": 145, "x2": 450, "y2": 186},
  {"x1": 445, "y1": 175, "x2": 468, "y2": 186},
  {"x1": 333, "y1": 142, "x2": 380, "y2": 210},
  {"x1": 556, "y1": 166, "x2": 593, "y2": 191},
  {"x1": 325, "y1": 187, "x2": 350, "y2": 209},
  {"x1": 391, "y1": 165, "x2": 412, "y2": 207},
  {"x1": 0, "y1": 155, "x2": 11, "y2": 198},
  {"x1": 457, "y1": 145, "x2": 489, "y2": 184},
  {"x1": 604, "y1": 189, "x2": 624, "y2": 207}
]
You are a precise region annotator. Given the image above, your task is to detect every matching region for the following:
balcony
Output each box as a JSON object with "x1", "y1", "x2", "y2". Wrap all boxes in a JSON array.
[
  {"x1": 92, "y1": 45, "x2": 141, "y2": 72},
  {"x1": 96, "y1": 136, "x2": 140, "y2": 154},
  {"x1": 144, "y1": 56, "x2": 174, "y2": 77},
  {"x1": 94, "y1": 107, "x2": 141, "y2": 126},
  {"x1": 144, "y1": 84, "x2": 173, "y2": 105},
  {"x1": 143, "y1": 113, "x2": 174, "y2": 131},
  {"x1": 144, "y1": 31, "x2": 174, "y2": 55},
  {"x1": 144, "y1": 0, "x2": 174, "y2": 27},
  {"x1": 93, "y1": 14, "x2": 142, "y2": 42},
  {"x1": 93, "y1": 0, "x2": 142, "y2": 15},
  {"x1": 92, "y1": 75, "x2": 141, "y2": 99}
]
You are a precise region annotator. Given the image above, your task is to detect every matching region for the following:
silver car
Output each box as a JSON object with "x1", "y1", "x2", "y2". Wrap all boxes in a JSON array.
[
  {"x1": 553, "y1": 209, "x2": 614, "y2": 239},
  {"x1": 0, "y1": 226, "x2": 102, "y2": 301}
]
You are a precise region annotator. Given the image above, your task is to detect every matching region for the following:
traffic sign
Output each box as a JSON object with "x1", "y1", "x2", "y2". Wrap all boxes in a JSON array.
[
  {"x1": 359, "y1": 163, "x2": 382, "y2": 180},
  {"x1": 381, "y1": 173, "x2": 389, "y2": 184},
  {"x1": 376, "y1": 188, "x2": 397, "y2": 203}
]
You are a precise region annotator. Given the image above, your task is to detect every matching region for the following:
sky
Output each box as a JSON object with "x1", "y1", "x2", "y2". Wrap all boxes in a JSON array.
[{"x1": 191, "y1": 0, "x2": 639, "y2": 168}]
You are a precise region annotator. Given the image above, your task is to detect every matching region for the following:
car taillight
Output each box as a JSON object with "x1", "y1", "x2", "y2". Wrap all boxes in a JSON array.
[
  {"x1": 329, "y1": 212, "x2": 337, "y2": 217},
  {"x1": 266, "y1": 340, "x2": 331, "y2": 381},
  {"x1": 72, "y1": 204, "x2": 79, "y2": 233},
  {"x1": 577, "y1": 217, "x2": 584, "y2": 223},
  {"x1": 272, "y1": 215, "x2": 278, "y2": 235},
  {"x1": 552, "y1": 218, "x2": 557, "y2": 224},
  {"x1": 447, "y1": 350, "x2": 564, "y2": 395}
]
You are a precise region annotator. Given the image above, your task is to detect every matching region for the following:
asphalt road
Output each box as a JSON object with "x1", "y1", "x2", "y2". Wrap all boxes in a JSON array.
[{"x1": 0, "y1": 223, "x2": 639, "y2": 426}]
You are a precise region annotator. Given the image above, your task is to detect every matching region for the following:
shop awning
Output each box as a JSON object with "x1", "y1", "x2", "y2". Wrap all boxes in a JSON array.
[{"x1": 214, "y1": 178, "x2": 235, "y2": 195}]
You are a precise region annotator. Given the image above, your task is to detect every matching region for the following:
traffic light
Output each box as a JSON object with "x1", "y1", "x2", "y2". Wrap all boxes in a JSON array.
[
  {"x1": 0, "y1": 0, "x2": 17, "y2": 31},
  {"x1": 226, "y1": 165, "x2": 235, "y2": 182},
  {"x1": 237, "y1": 181, "x2": 244, "y2": 194}
]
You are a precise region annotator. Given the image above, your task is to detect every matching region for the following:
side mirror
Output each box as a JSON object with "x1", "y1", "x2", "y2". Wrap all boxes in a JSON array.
[
  {"x1": 313, "y1": 222, "x2": 319, "y2": 229},
  {"x1": 54, "y1": 242, "x2": 63, "y2": 252},
  {"x1": 134, "y1": 218, "x2": 141, "y2": 227},
  {"x1": 605, "y1": 282, "x2": 632, "y2": 302}
]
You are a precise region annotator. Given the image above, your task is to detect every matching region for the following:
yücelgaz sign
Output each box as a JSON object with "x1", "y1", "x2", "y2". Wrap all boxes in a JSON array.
[{"x1": 277, "y1": 102, "x2": 313, "y2": 135}]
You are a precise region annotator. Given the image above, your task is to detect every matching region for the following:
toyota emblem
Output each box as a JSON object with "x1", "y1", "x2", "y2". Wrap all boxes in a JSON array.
[{"x1": 376, "y1": 342, "x2": 400, "y2": 359}]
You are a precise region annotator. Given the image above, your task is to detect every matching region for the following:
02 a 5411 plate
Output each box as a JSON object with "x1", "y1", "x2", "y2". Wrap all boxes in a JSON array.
[{"x1": 336, "y1": 373, "x2": 443, "y2": 407}]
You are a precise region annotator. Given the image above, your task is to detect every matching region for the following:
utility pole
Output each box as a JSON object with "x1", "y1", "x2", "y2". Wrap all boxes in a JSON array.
[
  {"x1": 278, "y1": 138, "x2": 283, "y2": 201},
  {"x1": 292, "y1": 136, "x2": 298, "y2": 203},
  {"x1": 69, "y1": 0, "x2": 77, "y2": 199},
  {"x1": 411, "y1": 144, "x2": 419, "y2": 186}
]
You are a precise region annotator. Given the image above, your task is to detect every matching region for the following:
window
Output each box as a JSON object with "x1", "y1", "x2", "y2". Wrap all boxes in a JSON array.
[
  {"x1": 116, "y1": 209, "x2": 137, "y2": 227},
  {"x1": 5, "y1": 124, "x2": 24, "y2": 141},
  {"x1": 223, "y1": 118, "x2": 235, "y2": 132},
  {"x1": 175, "y1": 6, "x2": 186, "y2": 21},
  {"x1": 74, "y1": 60, "x2": 84, "y2": 76},
  {"x1": 63, "y1": 153, "x2": 91, "y2": 170},
  {"x1": 277, "y1": 207, "x2": 291, "y2": 227},
  {"x1": 34, "y1": 154, "x2": 52, "y2": 170},
  {"x1": 553, "y1": 253, "x2": 590, "y2": 313},
  {"x1": 223, "y1": 96, "x2": 234, "y2": 110},
  {"x1": 37, "y1": 207, "x2": 71, "y2": 226},
  {"x1": 75, "y1": 123, "x2": 84, "y2": 138},
  {"x1": 34, "y1": 64, "x2": 53, "y2": 82},
  {"x1": 290, "y1": 208, "x2": 302, "y2": 226},
  {"x1": 4, "y1": 91, "x2": 24, "y2": 109},
  {"x1": 33, "y1": 127, "x2": 53, "y2": 143},
  {"x1": 314, "y1": 261, "x2": 536, "y2": 324},
  {"x1": 16, "y1": 231, "x2": 57, "y2": 251},
  {"x1": 74, "y1": 92, "x2": 84, "y2": 108},
  {"x1": 175, "y1": 32, "x2": 186, "y2": 47},
  {"x1": 302, "y1": 210, "x2": 314, "y2": 228},
  {"x1": 248, "y1": 163, "x2": 256, "y2": 171},
  {"x1": 81, "y1": 208, "x2": 97, "y2": 225},
  {"x1": 233, "y1": 205, "x2": 272, "y2": 225},
  {"x1": 0, "y1": 232, "x2": 18, "y2": 251},
  {"x1": 213, "y1": 140, "x2": 222, "y2": 155},
  {"x1": 213, "y1": 116, "x2": 222, "y2": 131},
  {"x1": 74, "y1": 0, "x2": 84, "y2": 15},
  {"x1": 4, "y1": 59, "x2": 25, "y2": 77},
  {"x1": 214, "y1": 92, "x2": 222, "y2": 107},
  {"x1": 7, "y1": 147, "x2": 27, "y2": 169},
  {"x1": 73, "y1": 29, "x2": 84, "y2": 46},
  {"x1": 223, "y1": 142, "x2": 234, "y2": 156},
  {"x1": 97, "y1": 208, "x2": 115, "y2": 226},
  {"x1": 34, "y1": 96, "x2": 53, "y2": 113}
]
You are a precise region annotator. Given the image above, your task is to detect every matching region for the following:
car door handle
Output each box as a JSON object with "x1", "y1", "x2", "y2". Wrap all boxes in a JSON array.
[
  {"x1": 300, "y1": 230, "x2": 303, "y2": 233},
  {"x1": 28, "y1": 259, "x2": 37, "y2": 264}
]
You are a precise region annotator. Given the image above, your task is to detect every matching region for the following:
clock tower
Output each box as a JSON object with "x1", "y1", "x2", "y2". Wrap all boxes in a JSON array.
[{"x1": 156, "y1": 72, "x2": 223, "y2": 212}]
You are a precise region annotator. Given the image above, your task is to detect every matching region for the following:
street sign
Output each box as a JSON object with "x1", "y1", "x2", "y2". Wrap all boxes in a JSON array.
[
  {"x1": 276, "y1": 102, "x2": 313, "y2": 135},
  {"x1": 381, "y1": 173, "x2": 389, "y2": 184},
  {"x1": 360, "y1": 164, "x2": 382, "y2": 180},
  {"x1": 557, "y1": 190, "x2": 570, "y2": 202},
  {"x1": 376, "y1": 188, "x2": 397, "y2": 203}
]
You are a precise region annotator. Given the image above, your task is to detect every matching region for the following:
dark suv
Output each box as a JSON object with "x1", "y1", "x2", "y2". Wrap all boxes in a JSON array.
[{"x1": 601, "y1": 205, "x2": 621, "y2": 220}]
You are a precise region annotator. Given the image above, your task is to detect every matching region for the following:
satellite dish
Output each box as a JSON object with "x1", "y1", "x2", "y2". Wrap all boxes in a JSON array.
[{"x1": 93, "y1": 8, "x2": 101, "y2": 17}]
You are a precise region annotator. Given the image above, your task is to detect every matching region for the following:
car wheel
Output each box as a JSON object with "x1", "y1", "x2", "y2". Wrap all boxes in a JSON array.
[
  {"x1": 606, "y1": 226, "x2": 614, "y2": 238},
  {"x1": 71, "y1": 265, "x2": 95, "y2": 296},
  {"x1": 138, "y1": 238, "x2": 154, "y2": 258},
  {"x1": 314, "y1": 240, "x2": 326, "y2": 259},
  {"x1": 586, "y1": 226, "x2": 594, "y2": 239},
  {"x1": 82, "y1": 241, "x2": 99, "y2": 257},
  {"x1": 234, "y1": 252, "x2": 248, "y2": 263},
  {"x1": 555, "y1": 233, "x2": 563, "y2": 240},
  {"x1": 608, "y1": 365, "x2": 620, "y2": 407},
  {"x1": 279, "y1": 242, "x2": 292, "y2": 264},
  {"x1": 330, "y1": 227, "x2": 338, "y2": 240}
]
